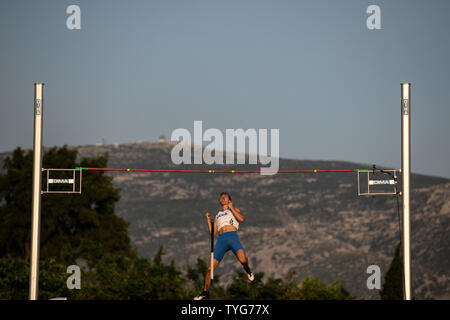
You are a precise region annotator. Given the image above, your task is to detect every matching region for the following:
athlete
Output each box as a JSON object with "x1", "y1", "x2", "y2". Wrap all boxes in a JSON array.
[{"x1": 194, "y1": 192, "x2": 254, "y2": 300}]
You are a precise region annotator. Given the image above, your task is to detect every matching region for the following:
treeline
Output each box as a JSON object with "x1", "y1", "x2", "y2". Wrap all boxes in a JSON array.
[
  {"x1": 0, "y1": 146, "x2": 397, "y2": 300},
  {"x1": 0, "y1": 247, "x2": 353, "y2": 300}
]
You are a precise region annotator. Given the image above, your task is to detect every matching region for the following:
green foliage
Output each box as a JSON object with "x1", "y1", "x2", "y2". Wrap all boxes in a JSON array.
[
  {"x1": 185, "y1": 256, "x2": 225, "y2": 298},
  {"x1": 0, "y1": 249, "x2": 187, "y2": 300},
  {"x1": 0, "y1": 148, "x2": 34, "y2": 259},
  {"x1": 297, "y1": 276, "x2": 353, "y2": 300},
  {"x1": 185, "y1": 259, "x2": 354, "y2": 300},
  {"x1": 0, "y1": 255, "x2": 29, "y2": 299},
  {"x1": 224, "y1": 273, "x2": 354, "y2": 300},
  {"x1": 0, "y1": 256, "x2": 76, "y2": 300},
  {"x1": 380, "y1": 242, "x2": 404, "y2": 300},
  {"x1": 73, "y1": 251, "x2": 186, "y2": 300},
  {"x1": 0, "y1": 146, "x2": 133, "y2": 263}
]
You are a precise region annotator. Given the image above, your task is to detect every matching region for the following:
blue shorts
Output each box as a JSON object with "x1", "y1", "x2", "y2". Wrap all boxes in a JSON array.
[{"x1": 214, "y1": 231, "x2": 244, "y2": 262}]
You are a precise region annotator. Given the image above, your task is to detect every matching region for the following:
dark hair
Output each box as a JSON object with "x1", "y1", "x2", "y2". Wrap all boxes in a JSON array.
[{"x1": 219, "y1": 192, "x2": 232, "y2": 202}]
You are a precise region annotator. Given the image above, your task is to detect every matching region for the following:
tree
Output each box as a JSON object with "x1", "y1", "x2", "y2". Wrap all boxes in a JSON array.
[
  {"x1": 185, "y1": 257, "x2": 226, "y2": 299},
  {"x1": 0, "y1": 256, "x2": 78, "y2": 300},
  {"x1": 297, "y1": 276, "x2": 353, "y2": 300},
  {"x1": 380, "y1": 242, "x2": 404, "y2": 300},
  {"x1": 74, "y1": 247, "x2": 187, "y2": 300},
  {"x1": 0, "y1": 148, "x2": 34, "y2": 259},
  {"x1": 0, "y1": 146, "x2": 133, "y2": 264},
  {"x1": 0, "y1": 146, "x2": 135, "y2": 299},
  {"x1": 202, "y1": 267, "x2": 354, "y2": 300}
]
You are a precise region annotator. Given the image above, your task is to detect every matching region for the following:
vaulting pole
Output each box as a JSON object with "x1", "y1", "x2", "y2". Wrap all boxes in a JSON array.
[
  {"x1": 210, "y1": 218, "x2": 214, "y2": 281},
  {"x1": 30, "y1": 83, "x2": 44, "y2": 300},
  {"x1": 401, "y1": 82, "x2": 412, "y2": 300},
  {"x1": 210, "y1": 217, "x2": 214, "y2": 299}
]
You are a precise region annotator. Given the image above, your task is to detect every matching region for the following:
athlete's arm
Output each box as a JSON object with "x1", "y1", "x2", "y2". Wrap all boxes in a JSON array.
[
  {"x1": 205, "y1": 212, "x2": 213, "y2": 234},
  {"x1": 205, "y1": 212, "x2": 218, "y2": 236},
  {"x1": 228, "y1": 202, "x2": 244, "y2": 223},
  {"x1": 214, "y1": 217, "x2": 218, "y2": 236}
]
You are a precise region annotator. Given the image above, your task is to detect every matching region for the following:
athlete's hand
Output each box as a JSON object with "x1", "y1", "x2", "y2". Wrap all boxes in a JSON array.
[
  {"x1": 205, "y1": 212, "x2": 211, "y2": 220},
  {"x1": 228, "y1": 201, "x2": 234, "y2": 210}
]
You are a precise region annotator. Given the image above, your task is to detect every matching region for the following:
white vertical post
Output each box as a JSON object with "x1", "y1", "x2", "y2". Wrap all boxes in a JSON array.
[
  {"x1": 30, "y1": 83, "x2": 44, "y2": 300},
  {"x1": 401, "y1": 82, "x2": 412, "y2": 300}
]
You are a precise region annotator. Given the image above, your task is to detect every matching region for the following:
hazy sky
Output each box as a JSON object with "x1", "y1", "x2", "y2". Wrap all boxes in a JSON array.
[{"x1": 1, "y1": 0, "x2": 449, "y2": 178}]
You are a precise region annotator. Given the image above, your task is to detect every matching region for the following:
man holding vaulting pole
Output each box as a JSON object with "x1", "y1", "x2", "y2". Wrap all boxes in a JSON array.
[{"x1": 194, "y1": 192, "x2": 254, "y2": 300}]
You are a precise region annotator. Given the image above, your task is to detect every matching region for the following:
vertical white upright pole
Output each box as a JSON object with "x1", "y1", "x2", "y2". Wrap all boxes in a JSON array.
[
  {"x1": 30, "y1": 83, "x2": 44, "y2": 300},
  {"x1": 401, "y1": 82, "x2": 412, "y2": 300}
]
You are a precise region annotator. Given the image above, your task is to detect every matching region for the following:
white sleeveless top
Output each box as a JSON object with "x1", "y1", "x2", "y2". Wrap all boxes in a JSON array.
[{"x1": 215, "y1": 209, "x2": 239, "y2": 231}]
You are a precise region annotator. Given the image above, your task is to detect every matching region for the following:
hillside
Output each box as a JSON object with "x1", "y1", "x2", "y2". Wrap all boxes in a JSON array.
[{"x1": 1, "y1": 141, "x2": 449, "y2": 299}]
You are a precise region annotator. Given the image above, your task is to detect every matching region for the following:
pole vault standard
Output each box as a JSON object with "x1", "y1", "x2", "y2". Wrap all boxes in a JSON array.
[
  {"x1": 30, "y1": 83, "x2": 44, "y2": 300},
  {"x1": 30, "y1": 83, "x2": 412, "y2": 300},
  {"x1": 401, "y1": 83, "x2": 412, "y2": 300}
]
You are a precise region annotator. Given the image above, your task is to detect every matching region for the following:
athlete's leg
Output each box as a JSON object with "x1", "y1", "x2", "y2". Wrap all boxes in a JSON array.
[
  {"x1": 201, "y1": 233, "x2": 230, "y2": 293},
  {"x1": 229, "y1": 232, "x2": 252, "y2": 277},
  {"x1": 195, "y1": 258, "x2": 221, "y2": 300},
  {"x1": 235, "y1": 249, "x2": 252, "y2": 276},
  {"x1": 204, "y1": 258, "x2": 219, "y2": 292}
]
